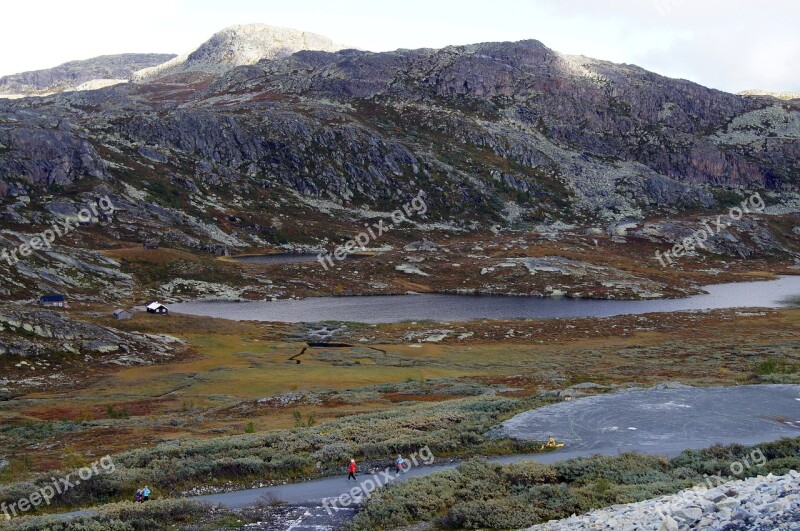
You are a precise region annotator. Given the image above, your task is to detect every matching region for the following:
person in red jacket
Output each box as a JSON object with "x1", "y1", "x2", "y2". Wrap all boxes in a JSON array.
[{"x1": 347, "y1": 459, "x2": 357, "y2": 481}]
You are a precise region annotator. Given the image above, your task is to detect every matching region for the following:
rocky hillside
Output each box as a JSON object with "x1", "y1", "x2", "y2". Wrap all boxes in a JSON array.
[
  {"x1": 0, "y1": 54, "x2": 176, "y2": 97},
  {"x1": 132, "y1": 24, "x2": 346, "y2": 81},
  {"x1": 740, "y1": 89, "x2": 800, "y2": 101},
  {"x1": 0, "y1": 27, "x2": 798, "y2": 302},
  {"x1": 2, "y1": 37, "x2": 798, "y2": 222},
  {"x1": 0, "y1": 306, "x2": 182, "y2": 395},
  {"x1": 529, "y1": 470, "x2": 800, "y2": 530}
]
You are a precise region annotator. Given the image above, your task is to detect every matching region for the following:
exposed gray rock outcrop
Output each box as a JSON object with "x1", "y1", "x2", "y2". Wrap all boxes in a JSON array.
[
  {"x1": 0, "y1": 306, "x2": 181, "y2": 390},
  {"x1": 528, "y1": 471, "x2": 800, "y2": 530},
  {"x1": 0, "y1": 54, "x2": 175, "y2": 97},
  {"x1": 0, "y1": 122, "x2": 110, "y2": 188},
  {"x1": 3, "y1": 32, "x2": 799, "y2": 222},
  {"x1": 133, "y1": 24, "x2": 346, "y2": 81},
  {"x1": 0, "y1": 27, "x2": 798, "y2": 302}
]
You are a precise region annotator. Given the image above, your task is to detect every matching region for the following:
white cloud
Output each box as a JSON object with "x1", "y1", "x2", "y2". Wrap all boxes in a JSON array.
[{"x1": 534, "y1": 0, "x2": 800, "y2": 92}]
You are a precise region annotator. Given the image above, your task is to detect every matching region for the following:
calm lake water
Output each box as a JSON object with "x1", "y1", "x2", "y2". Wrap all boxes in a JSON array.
[
  {"x1": 501, "y1": 384, "x2": 800, "y2": 454},
  {"x1": 168, "y1": 276, "x2": 800, "y2": 324}
]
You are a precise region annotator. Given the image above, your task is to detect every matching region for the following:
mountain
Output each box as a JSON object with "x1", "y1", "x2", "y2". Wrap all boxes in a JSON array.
[
  {"x1": 3, "y1": 38, "x2": 798, "y2": 218},
  {"x1": 132, "y1": 24, "x2": 347, "y2": 81},
  {"x1": 0, "y1": 54, "x2": 177, "y2": 97},
  {"x1": 0, "y1": 28, "x2": 798, "y2": 303},
  {"x1": 739, "y1": 89, "x2": 800, "y2": 101}
]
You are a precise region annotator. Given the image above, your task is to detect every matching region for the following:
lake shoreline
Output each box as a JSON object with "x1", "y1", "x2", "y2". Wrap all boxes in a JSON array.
[{"x1": 167, "y1": 275, "x2": 800, "y2": 324}]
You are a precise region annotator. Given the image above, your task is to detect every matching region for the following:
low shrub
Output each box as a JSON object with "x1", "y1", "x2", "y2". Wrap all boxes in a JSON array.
[
  {"x1": 2, "y1": 500, "x2": 210, "y2": 531},
  {"x1": 352, "y1": 437, "x2": 800, "y2": 530},
  {"x1": 0, "y1": 395, "x2": 545, "y2": 513},
  {"x1": 755, "y1": 358, "x2": 798, "y2": 375}
]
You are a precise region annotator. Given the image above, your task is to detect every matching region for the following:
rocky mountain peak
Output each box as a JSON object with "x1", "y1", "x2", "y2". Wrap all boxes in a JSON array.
[{"x1": 133, "y1": 23, "x2": 347, "y2": 81}]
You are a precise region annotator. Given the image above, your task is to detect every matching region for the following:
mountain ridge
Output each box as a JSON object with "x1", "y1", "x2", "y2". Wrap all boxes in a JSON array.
[
  {"x1": 2, "y1": 35, "x2": 798, "y2": 220},
  {"x1": 0, "y1": 27, "x2": 797, "y2": 302},
  {"x1": 0, "y1": 53, "x2": 176, "y2": 97}
]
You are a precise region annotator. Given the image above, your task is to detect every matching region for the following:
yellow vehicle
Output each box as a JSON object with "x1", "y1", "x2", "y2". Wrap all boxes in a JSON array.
[{"x1": 540, "y1": 436, "x2": 565, "y2": 450}]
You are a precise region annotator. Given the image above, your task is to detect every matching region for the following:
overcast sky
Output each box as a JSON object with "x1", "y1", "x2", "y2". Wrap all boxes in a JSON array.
[{"x1": 2, "y1": 0, "x2": 798, "y2": 93}]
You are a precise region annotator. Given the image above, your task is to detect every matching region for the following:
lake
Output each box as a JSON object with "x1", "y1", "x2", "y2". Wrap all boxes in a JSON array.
[
  {"x1": 501, "y1": 384, "x2": 800, "y2": 455},
  {"x1": 167, "y1": 275, "x2": 800, "y2": 324}
]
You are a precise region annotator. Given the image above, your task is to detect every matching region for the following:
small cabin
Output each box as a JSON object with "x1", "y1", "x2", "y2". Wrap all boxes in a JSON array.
[
  {"x1": 146, "y1": 302, "x2": 168, "y2": 315},
  {"x1": 143, "y1": 243, "x2": 160, "y2": 250},
  {"x1": 112, "y1": 309, "x2": 133, "y2": 320},
  {"x1": 39, "y1": 294, "x2": 66, "y2": 307}
]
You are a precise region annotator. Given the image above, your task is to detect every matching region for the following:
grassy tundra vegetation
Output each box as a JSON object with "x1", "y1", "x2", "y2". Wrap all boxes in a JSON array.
[
  {"x1": 0, "y1": 306, "x2": 799, "y2": 525},
  {"x1": 5, "y1": 438, "x2": 800, "y2": 530},
  {"x1": 350, "y1": 438, "x2": 800, "y2": 530},
  {"x1": 0, "y1": 394, "x2": 545, "y2": 512}
]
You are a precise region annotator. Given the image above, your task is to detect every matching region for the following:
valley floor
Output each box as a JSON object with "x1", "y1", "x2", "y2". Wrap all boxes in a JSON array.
[
  {"x1": 2, "y1": 305, "x2": 799, "y2": 477},
  {"x1": 0, "y1": 300, "x2": 798, "y2": 528}
]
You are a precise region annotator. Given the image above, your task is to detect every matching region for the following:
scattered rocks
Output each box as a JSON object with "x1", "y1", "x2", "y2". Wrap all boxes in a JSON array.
[
  {"x1": 609, "y1": 220, "x2": 640, "y2": 237},
  {"x1": 403, "y1": 329, "x2": 454, "y2": 343},
  {"x1": 568, "y1": 382, "x2": 608, "y2": 390},
  {"x1": 256, "y1": 391, "x2": 322, "y2": 408},
  {"x1": 395, "y1": 264, "x2": 429, "y2": 276},
  {"x1": 512, "y1": 257, "x2": 605, "y2": 276},
  {"x1": 528, "y1": 471, "x2": 800, "y2": 530},
  {"x1": 0, "y1": 306, "x2": 178, "y2": 391},
  {"x1": 159, "y1": 278, "x2": 246, "y2": 301},
  {"x1": 403, "y1": 239, "x2": 438, "y2": 251}
]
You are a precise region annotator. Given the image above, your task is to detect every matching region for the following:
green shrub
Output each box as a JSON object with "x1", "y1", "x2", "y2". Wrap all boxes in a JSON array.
[
  {"x1": 445, "y1": 498, "x2": 540, "y2": 529},
  {"x1": 105, "y1": 405, "x2": 131, "y2": 420},
  {"x1": 504, "y1": 461, "x2": 558, "y2": 485},
  {"x1": 352, "y1": 438, "x2": 800, "y2": 530},
  {"x1": 0, "y1": 395, "x2": 562, "y2": 512},
  {"x1": 1, "y1": 500, "x2": 210, "y2": 531},
  {"x1": 754, "y1": 358, "x2": 798, "y2": 375}
]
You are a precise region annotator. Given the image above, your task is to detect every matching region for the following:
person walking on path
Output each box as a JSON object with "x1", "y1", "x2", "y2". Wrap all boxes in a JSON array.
[
  {"x1": 347, "y1": 459, "x2": 357, "y2": 481},
  {"x1": 142, "y1": 486, "x2": 151, "y2": 502},
  {"x1": 395, "y1": 454, "x2": 406, "y2": 473}
]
